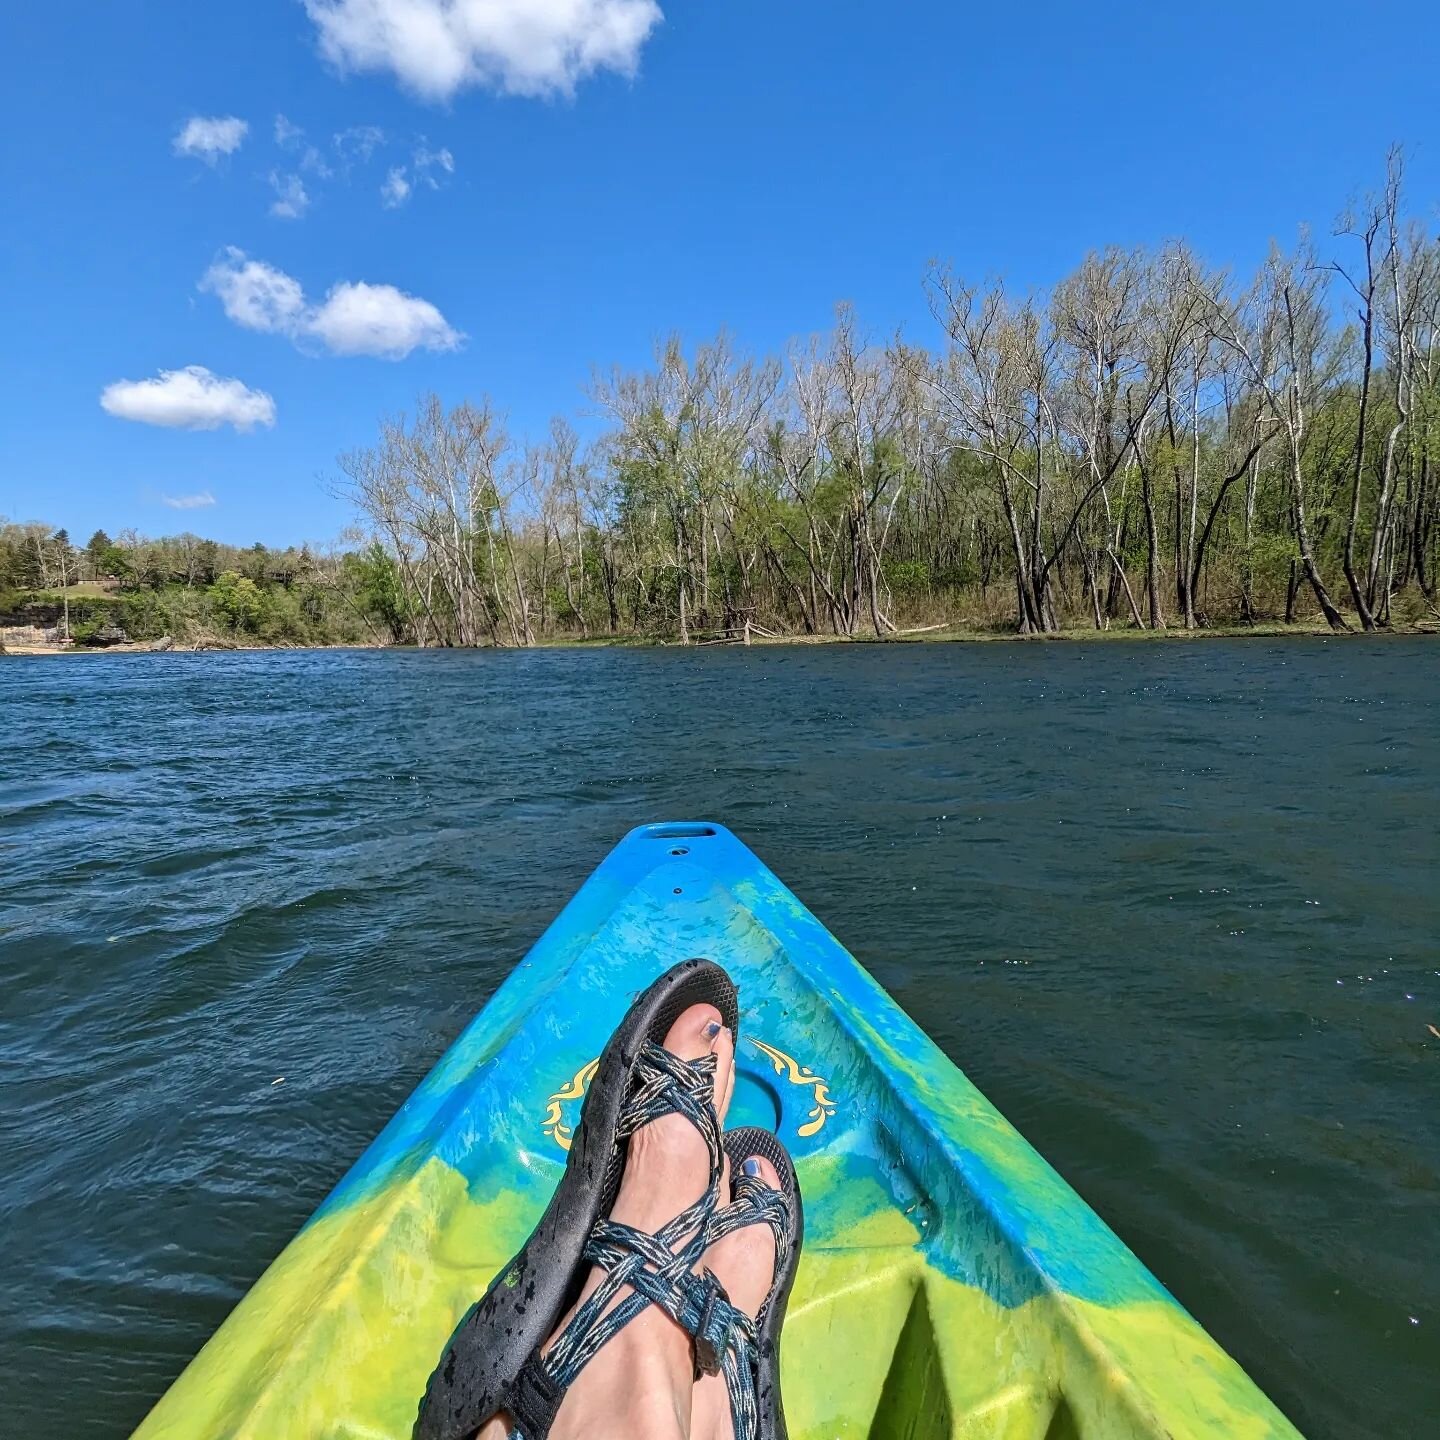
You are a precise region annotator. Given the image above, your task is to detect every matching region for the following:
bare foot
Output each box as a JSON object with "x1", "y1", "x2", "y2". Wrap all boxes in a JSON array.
[
  {"x1": 688, "y1": 1154, "x2": 781, "y2": 1440},
  {"x1": 476, "y1": 1002, "x2": 736, "y2": 1440}
]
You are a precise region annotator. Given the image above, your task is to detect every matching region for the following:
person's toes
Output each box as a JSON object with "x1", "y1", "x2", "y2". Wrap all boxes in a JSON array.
[
  {"x1": 712, "y1": 1019, "x2": 736, "y2": 1124},
  {"x1": 656, "y1": 1001, "x2": 735, "y2": 1124}
]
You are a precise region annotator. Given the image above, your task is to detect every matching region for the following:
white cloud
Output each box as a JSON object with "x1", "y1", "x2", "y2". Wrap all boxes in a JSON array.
[
  {"x1": 382, "y1": 145, "x2": 454, "y2": 208},
  {"x1": 274, "y1": 113, "x2": 304, "y2": 147},
  {"x1": 199, "y1": 248, "x2": 462, "y2": 360},
  {"x1": 415, "y1": 143, "x2": 454, "y2": 174},
  {"x1": 303, "y1": 0, "x2": 663, "y2": 102},
  {"x1": 307, "y1": 281, "x2": 461, "y2": 357},
  {"x1": 200, "y1": 249, "x2": 307, "y2": 332},
  {"x1": 301, "y1": 144, "x2": 334, "y2": 178},
  {"x1": 269, "y1": 172, "x2": 311, "y2": 219},
  {"x1": 173, "y1": 115, "x2": 249, "y2": 163},
  {"x1": 100, "y1": 367, "x2": 276, "y2": 432},
  {"x1": 414, "y1": 143, "x2": 454, "y2": 188},
  {"x1": 334, "y1": 123, "x2": 386, "y2": 162},
  {"x1": 163, "y1": 491, "x2": 219, "y2": 510},
  {"x1": 381, "y1": 166, "x2": 412, "y2": 208},
  {"x1": 275, "y1": 116, "x2": 335, "y2": 178}
]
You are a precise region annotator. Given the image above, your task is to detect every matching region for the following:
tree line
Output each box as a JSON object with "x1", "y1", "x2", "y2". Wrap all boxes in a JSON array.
[
  {"x1": 0, "y1": 524, "x2": 396, "y2": 647},
  {"x1": 6, "y1": 152, "x2": 1438, "y2": 650},
  {"x1": 340, "y1": 151, "x2": 1439, "y2": 644}
]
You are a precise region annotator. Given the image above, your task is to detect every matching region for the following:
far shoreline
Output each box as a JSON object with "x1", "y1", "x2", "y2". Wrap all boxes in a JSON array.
[{"x1": 4, "y1": 620, "x2": 1436, "y2": 659}]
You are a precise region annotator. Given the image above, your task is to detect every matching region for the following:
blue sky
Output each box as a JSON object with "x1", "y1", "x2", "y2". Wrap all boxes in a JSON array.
[{"x1": 3, "y1": 0, "x2": 1438, "y2": 547}]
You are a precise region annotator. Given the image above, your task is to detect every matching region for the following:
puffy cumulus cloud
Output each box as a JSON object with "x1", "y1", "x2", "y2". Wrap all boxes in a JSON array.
[
  {"x1": 199, "y1": 248, "x2": 462, "y2": 360},
  {"x1": 100, "y1": 367, "x2": 276, "y2": 432},
  {"x1": 200, "y1": 248, "x2": 307, "y2": 332},
  {"x1": 173, "y1": 115, "x2": 249, "y2": 162},
  {"x1": 305, "y1": 281, "x2": 461, "y2": 357},
  {"x1": 303, "y1": 0, "x2": 663, "y2": 102}
]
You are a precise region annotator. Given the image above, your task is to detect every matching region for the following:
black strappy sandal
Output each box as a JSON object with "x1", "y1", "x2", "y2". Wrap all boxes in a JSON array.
[
  {"x1": 702, "y1": 1127, "x2": 804, "y2": 1440},
  {"x1": 413, "y1": 957, "x2": 739, "y2": 1440}
]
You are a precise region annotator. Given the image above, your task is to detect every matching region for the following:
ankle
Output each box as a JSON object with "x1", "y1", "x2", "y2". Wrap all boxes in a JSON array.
[
  {"x1": 550, "y1": 1324, "x2": 692, "y2": 1440},
  {"x1": 614, "y1": 1327, "x2": 694, "y2": 1429}
]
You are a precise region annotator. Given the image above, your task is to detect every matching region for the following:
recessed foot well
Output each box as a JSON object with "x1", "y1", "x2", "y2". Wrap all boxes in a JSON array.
[{"x1": 867, "y1": 1283, "x2": 954, "y2": 1440}]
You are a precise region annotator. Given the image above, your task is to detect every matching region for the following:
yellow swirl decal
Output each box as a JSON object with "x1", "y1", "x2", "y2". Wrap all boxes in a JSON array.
[
  {"x1": 541, "y1": 1039, "x2": 838, "y2": 1150},
  {"x1": 747, "y1": 1038, "x2": 837, "y2": 1137},
  {"x1": 541, "y1": 1058, "x2": 599, "y2": 1151}
]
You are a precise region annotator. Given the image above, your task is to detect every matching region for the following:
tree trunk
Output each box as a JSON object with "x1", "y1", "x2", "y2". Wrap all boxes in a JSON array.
[
  {"x1": 1184, "y1": 369, "x2": 1201, "y2": 628},
  {"x1": 1240, "y1": 452, "x2": 1259, "y2": 624},
  {"x1": 1138, "y1": 450, "x2": 1165, "y2": 628},
  {"x1": 1292, "y1": 441, "x2": 1348, "y2": 630}
]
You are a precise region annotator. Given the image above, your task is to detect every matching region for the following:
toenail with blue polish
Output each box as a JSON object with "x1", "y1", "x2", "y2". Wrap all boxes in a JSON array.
[
  {"x1": 742, "y1": 1158, "x2": 763, "y2": 1177},
  {"x1": 705, "y1": 1021, "x2": 722, "y2": 1038}
]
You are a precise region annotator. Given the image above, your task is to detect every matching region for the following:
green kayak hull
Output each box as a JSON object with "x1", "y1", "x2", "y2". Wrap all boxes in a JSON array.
[{"x1": 133, "y1": 822, "x2": 1302, "y2": 1440}]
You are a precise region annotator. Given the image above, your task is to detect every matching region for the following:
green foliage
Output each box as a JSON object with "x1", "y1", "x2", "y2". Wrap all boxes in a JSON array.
[
  {"x1": 0, "y1": 520, "x2": 391, "y2": 647},
  {"x1": 208, "y1": 571, "x2": 266, "y2": 632},
  {"x1": 344, "y1": 543, "x2": 409, "y2": 642},
  {"x1": 196, "y1": 539, "x2": 220, "y2": 586},
  {"x1": 256, "y1": 586, "x2": 309, "y2": 644},
  {"x1": 0, "y1": 530, "x2": 43, "y2": 589},
  {"x1": 241, "y1": 543, "x2": 270, "y2": 584},
  {"x1": 67, "y1": 615, "x2": 106, "y2": 644},
  {"x1": 120, "y1": 588, "x2": 186, "y2": 640},
  {"x1": 99, "y1": 545, "x2": 134, "y2": 582},
  {"x1": 10, "y1": 201, "x2": 1440, "y2": 650},
  {"x1": 883, "y1": 559, "x2": 932, "y2": 596}
]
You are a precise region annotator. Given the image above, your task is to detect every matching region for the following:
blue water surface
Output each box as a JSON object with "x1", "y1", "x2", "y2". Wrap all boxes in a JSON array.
[{"x1": 1, "y1": 640, "x2": 1436, "y2": 1439}]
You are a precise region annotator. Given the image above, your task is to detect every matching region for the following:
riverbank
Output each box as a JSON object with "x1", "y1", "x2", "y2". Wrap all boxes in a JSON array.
[
  {"x1": 0, "y1": 638, "x2": 376, "y2": 657},
  {"x1": 6, "y1": 618, "x2": 1437, "y2": 658},
  {"x1": 553, "y1": 619, "x2": 1440, "y2": 647}
]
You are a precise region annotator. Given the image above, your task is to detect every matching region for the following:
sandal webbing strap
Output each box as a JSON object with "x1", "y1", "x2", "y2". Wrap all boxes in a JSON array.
[
  {"x1": 705, "y1": 1171, "x2": 794, "y2": 1282},
  {"x1": 529, "y1": 1042, "x2": 725, "y2": 1406},
  {"x1": 501, "y1": 1043, "x2": 782, "y2": 1440},
  {"x1": 688, "y1": 1268, "x2": 761, "y2": 1439},
  {"x1": 700, "y1": 1172, "x2": 793, "y2": 1439}
]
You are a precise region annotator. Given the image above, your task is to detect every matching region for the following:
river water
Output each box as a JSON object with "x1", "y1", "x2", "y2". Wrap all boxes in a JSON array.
[{"x1": 2, "y1": 640, "x2": 1436, "y2": 1438}]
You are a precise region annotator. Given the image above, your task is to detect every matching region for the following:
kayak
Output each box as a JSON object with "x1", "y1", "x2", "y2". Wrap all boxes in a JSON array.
[{"x1": 133, "y1": 821, "x2": 1303, "y2": 1440}]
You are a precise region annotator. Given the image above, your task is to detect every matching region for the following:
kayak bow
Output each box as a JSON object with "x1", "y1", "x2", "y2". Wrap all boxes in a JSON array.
[{"x1": 133, "y1": 821, "x2": 1302, "y2": 1440}]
